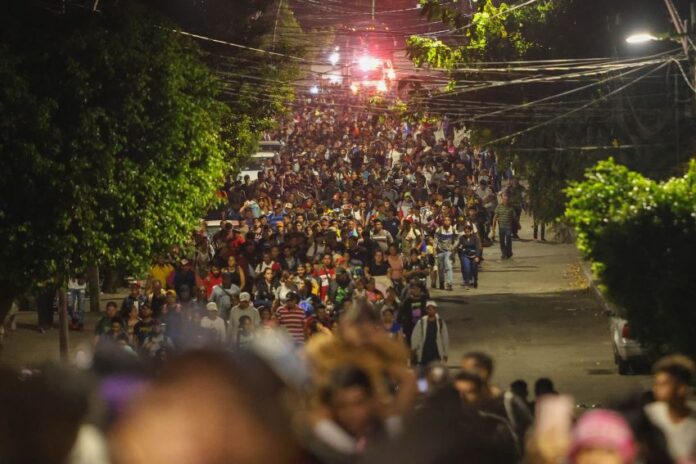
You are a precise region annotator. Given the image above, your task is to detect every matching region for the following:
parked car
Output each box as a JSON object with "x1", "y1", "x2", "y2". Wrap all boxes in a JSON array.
[
  {"x1": 237, "y1": 141, "x2": 282, "y2": 182},
  {"x1": 610, "y1": 314, "x2": 648, "y2": 375}
]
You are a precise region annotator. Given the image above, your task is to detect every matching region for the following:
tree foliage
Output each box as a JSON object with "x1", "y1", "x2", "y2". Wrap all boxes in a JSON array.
[
  {"x1": 145, "y1": 0, "x2": 306, "y2": 131},
  {"x1": 0, "y1": 2, "x2": 252, "y2": 307},
  {"x1": 407, "y1": 0, "x2": 695, "y2": 223},
  {"x1": 566, "y1": 159, "x2": 696, "y2": 357}
]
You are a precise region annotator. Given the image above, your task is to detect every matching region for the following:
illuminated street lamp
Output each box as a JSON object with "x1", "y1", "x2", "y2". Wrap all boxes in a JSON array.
[
  {"x1": 310, "y1": 85, "x2": 319, "y2": 94},
  {"x1": 625, "y1": 33, "x2": 659, "y2": 44},
  {"x1": 624, "y1": 0, "x2": 696, "y2": 108},
  {"x1": 329, "y1": 51, "x2": 340, "y2": 66}
]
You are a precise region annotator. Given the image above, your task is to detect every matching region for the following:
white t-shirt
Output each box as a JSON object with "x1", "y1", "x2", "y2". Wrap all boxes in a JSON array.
[
  {"x1": 645, "y1": 401, "x2": 696, "y2": 461},
  {"x1": 200, "y1": 316, "x2": 227, "y2": 343}
]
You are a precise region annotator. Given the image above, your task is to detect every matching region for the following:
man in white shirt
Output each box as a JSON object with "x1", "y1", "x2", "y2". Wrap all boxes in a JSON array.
[
  {"x1": 200, "y1": 302, "x2": 227, "y2": 344},
  {"x1": 228, "y1": 292, "x2": 260, "y2": 338},
  {"x1": 645, "y1": 354, "x2": 696, "y2": 462}
]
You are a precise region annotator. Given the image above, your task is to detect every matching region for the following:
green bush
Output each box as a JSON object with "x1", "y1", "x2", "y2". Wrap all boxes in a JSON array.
[{"x1": 566, "y1": 158, "x2": 696, "y2": 358}]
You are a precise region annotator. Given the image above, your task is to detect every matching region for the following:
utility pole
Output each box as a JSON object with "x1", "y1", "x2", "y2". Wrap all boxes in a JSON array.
[
  {"x1": 663, "y1": 0, "x2": 696, "y2": 112},
  {"x1": 272, "y1": 0, "x2": 283, "y2": 50},
  {"x1": 58, "y1": 288, "x2": 69, "y2": 362},
  {"x1": 691, "y1": 1, "x2": 696, "y2": 113},
  {"x1": 372, "y1": 0, "x2": 375, "y2": 22}
]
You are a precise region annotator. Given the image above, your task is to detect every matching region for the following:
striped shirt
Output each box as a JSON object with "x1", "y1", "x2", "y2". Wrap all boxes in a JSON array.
[
  {"x1": 435, "y1": 226, "x2": 456, "y2": 252},
  {"x1": 495, "y1": 204, "x2": 516, "y2": 229},
  {"x1": 276, "y1": 306, "x2": 306, "y2": 345}
]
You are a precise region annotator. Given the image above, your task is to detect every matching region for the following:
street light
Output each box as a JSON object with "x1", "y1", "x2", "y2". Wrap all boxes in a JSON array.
[
  {"x1": 310, "y1": 85, "x2": 319, "y2": 95},
  {"x1": 329, "y1": 51, "x2": 339, "y2": 66},
  {"x1": 625, "y1": 33, "x2": 659, "y2": 44}
]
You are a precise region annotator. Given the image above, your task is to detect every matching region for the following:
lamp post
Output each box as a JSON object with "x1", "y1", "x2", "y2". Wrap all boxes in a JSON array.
[
  {"x1": 626, "y1": 0, "x2": 696, "y2": 111},
  {"x1": 625, "y1": 33, "x2": 660, "y2": 44}
]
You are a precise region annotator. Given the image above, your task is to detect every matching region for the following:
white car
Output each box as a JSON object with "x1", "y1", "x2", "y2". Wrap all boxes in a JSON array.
[
  {"x1": 237, "y1": 140, "x2": 282, "y2": 182},
  {"x1": 610, "y1": 314, "x2": 648, "y2": 375}
]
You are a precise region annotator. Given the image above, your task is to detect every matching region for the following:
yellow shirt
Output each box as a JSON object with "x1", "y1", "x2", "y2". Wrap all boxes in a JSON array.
[{"x1": 150, "y1": 264, "x2": 174, "y2": 287}]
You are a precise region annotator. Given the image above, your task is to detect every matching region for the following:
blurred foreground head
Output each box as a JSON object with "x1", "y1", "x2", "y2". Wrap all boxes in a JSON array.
[
  {"x1": 0, "y1": 365, "x2": 91, "y2": 464},
  {"x1": 110, "y1": 350, "x2": 302, "y2": 464}
]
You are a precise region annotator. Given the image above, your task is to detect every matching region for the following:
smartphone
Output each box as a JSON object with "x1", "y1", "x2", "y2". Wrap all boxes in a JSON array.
[{"x1": 417, "y1": 377, "x2": 429, "y2": 394}]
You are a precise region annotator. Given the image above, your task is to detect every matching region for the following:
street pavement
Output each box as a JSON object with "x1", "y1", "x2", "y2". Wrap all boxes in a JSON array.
[
  {"x1": 0, "y1": 295, "x2": 120, "y2": 368},
  {"x1": 430, "y1": 215, "x2": 651, "y2": 406},
  {"x1": 1, "y1": 216, "x2": 651, "y2": 405}
]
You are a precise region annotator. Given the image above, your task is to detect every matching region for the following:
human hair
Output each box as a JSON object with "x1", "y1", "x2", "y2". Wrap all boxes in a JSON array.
[
  {"x1": 534, "y1": 377, "x2": 556, "y2": 396},
  {"x1": 106, "y1": 301, "x2": 117, "y2": 309},
  {"x1": 653, "y1": 354, "x2": 695, "y2": 385},
  {"x1": 320, "y1": 365, "x2": 373, "y2": 405},
  {"x1": 238, "y1": 315, "x2": 251, "y2": 325},
  {"x1": 462, "y1": 351, "x2": 494, "y2": 377},
  {"x1": 453, "y1": 371, "x2": 484, "y2": 390}
]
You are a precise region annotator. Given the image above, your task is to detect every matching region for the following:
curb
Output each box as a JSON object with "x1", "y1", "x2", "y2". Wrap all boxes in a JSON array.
[{"x1": 578, "y1": 260, "x2": 617, "y2": 316}]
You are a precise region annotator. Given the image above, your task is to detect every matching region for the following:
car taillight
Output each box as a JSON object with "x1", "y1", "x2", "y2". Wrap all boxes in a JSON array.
[{"x1": 622, "y1": 323, "x2": 631, "y2": 339}]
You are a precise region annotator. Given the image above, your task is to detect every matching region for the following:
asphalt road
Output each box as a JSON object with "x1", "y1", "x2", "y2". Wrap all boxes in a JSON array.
[
  {"x1": 1, "y1": 216, "x2": 652, "y2": 406},
  {"x1": 430, "y1": 217, "x2": 651, "y2": 407}
]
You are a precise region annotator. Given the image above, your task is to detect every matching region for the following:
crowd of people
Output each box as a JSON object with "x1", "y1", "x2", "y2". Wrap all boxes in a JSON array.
[
  {"x1": 90, "y1": 85, "x2": 531, "y2": 364},
  {"x1": 3, "y1": 86, "x2": 695, "y2": 464}
]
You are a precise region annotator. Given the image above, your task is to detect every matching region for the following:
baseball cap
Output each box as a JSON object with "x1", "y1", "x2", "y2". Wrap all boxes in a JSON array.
[
  {"x1": 239, "y1": 292, "x2": 251, "y2": 302},
  {"x1": 206, "y1": 302, "x2": 219, "y2": 312},
  {"x1": 569, "y1": 410, "x2": 636, "y2": 464},
  {"x1": 426, "y1": 300, "x2": 438, "y2": 308}
]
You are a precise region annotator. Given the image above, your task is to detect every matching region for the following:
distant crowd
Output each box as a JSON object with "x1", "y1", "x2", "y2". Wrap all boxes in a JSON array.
[{"x1": 4, "y1": 85, "x2": 694, "y2": 464}]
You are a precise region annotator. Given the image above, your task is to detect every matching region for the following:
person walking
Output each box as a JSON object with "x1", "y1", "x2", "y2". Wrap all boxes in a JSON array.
[
  {"x1": 410, "y1": 301, "x2": 449, "y2": 366},
  {"x1": 456, "y1": 223, "x2": 482, "y2": 288},
  {"x1": 434, "y1": 216, "x2": 456, "y2": 290},
  {"x1": 492, "y1": 194, "x2": 515, "y2": 260}
]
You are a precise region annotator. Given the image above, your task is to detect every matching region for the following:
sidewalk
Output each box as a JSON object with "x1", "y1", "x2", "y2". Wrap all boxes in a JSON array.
[
  {"x1": 0, "y1": 292, "x2": 127, "y2": 368},
  {"x1": 432, "y1": 213, "x2": 652, "y2": 404}
]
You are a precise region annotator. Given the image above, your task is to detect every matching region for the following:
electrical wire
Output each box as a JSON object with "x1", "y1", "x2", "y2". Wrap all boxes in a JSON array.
[{"x1": 482, "y1": 61, "x2": 670, "y2": 147}]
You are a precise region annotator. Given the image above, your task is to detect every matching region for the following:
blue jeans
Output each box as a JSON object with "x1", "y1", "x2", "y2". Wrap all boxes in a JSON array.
[
  {"x1": 436, "y1": 251, "x2": 453, "y2": 286},
  {"x1": 499, "y1": 227, "x2": 513, "y2": 258},
  {"x1": 459, "y1": 252, "x2": 478, "y2": 284},
  {"x1": 68, "y1": 289, "x2": 85, "y2": 325}
]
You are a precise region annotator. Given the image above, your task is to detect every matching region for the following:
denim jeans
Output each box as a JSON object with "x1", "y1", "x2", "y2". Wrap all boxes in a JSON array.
[
  {"x1": 459, "y1": 252, "x2": 478, "y2": 284},
  {"x1": 499, "y1": 227, "x2": 513, "y2": 258},
  {"x1": 436, "y1": 251, "x2": 453, "y2": 286},
  {"x1": 68, "y1": 289, "x2": 85, "y2": 325}
]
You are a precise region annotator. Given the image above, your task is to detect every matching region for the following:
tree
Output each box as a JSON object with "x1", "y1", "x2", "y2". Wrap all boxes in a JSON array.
[
  {"x1": 145, "y1": 0, "x2": 307, "y2": 131},
  {"x1": 565, "y1": 158, "x2": 696, "y2": 358},
  {"x1": 0, "y1": 1, "x2": 256, "y2": 323},
  {"x1": 407, "y1": 0, "x2": 695, "y2": 224}
]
